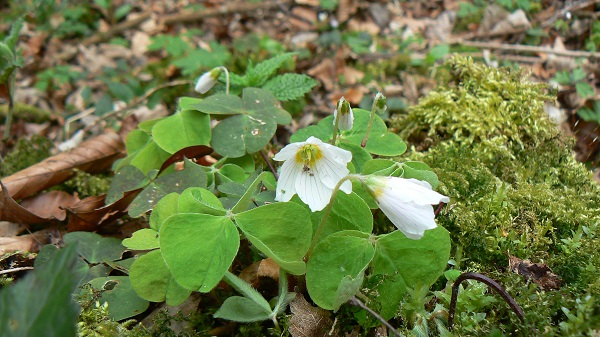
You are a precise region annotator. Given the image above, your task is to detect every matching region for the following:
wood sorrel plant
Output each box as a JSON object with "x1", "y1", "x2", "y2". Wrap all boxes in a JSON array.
[{"x1": 111, "y1": 60, "x2": 451, "y2": 326}]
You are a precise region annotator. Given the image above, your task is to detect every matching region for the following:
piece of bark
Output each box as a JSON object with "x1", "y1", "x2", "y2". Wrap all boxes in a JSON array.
[{"x1": 509, "y1": 255, "x2": 562, "y2": 290}]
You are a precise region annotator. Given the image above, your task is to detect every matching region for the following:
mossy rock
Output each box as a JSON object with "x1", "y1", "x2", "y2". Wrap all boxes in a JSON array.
[{"x1": 394, "y1": 56, "x2": 600, "y2": 335}]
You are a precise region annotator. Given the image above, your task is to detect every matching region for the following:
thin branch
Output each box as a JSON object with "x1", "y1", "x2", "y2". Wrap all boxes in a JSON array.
[
  {"x1": 81, "y1": 1, "x2": 292, "y2": 46},
  {"x1": 348, "y1": 296, "x2": 404, "y2": 337},
  {"x1": 0, "y1": 266, "x2": 34, "y2": 275},
  {"x1": 448, "y1": 272, "x2": 525, "y2": 331},
  {"x1": 540, "y1": 0, "x2": 600, "y2": 28},
  {"x1": 459, "y1": 41, "x2": 600, "y2": 59},
  {"x1": 260, "y1": 150, "x2": 278, "y2": 180}
]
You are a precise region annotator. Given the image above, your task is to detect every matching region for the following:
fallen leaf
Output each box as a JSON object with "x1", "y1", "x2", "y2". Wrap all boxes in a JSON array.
[
  {"x1": 0, "y1": 228, "x2": 59, "y2": 255},
  {"x1": 239, "y1": 258, "x2": 281, "y2": 286},
  {"x1": 20, "y1": 191, "x2": 79, "y2": 221},
  {"x1": 65, "y1": 191, "x2": 140, "y2": 231},
  {"x1": 1, "y1": 132, "x2": 124, "y2": 200},
  {"x1": 289, "y1": 293, "x2": 339, "y2": 337},
  {"x1": 508, "y1": 255, "x2": 562, "y2": 291}
]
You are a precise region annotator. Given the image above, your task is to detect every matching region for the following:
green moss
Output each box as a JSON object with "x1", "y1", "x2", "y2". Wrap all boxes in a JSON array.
[
  {"x1": 0, "y1": 102, "x2": 53, "y2": 124},
  {"x1": 0, "y1": 135, "x2": 53, "y2": 177},
  {"x1": 394, "y1": 56, "x2": 600, "y2": 335},
  {"x1": 62, "y1": 169, "x2": 111, "y2": 198}
]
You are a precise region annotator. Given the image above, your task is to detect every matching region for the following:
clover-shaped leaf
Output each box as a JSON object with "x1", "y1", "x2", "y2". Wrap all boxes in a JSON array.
[
  {"x1": 192, "y1": 88, "x2": 291, "y2": 157},
  {"x1": 291, "y1": 109, "x2": 406, "y2": 156}
]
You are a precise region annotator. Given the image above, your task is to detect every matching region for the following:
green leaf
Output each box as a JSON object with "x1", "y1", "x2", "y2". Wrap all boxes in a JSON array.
[
  {"x1": 262, "y1": 74, "x2": 318, "y2": 101},
  {"x1": 401, "y1": 161, "x2": 439, "y2": 189},
  {"x1": 338, "y1": 142, "x2": 371, "y2": 172},
  {"x1": 160, "y1": 214, "x2": 239, "y2": 292},
  {"x1": 310, "y1": 192, "x2": 373, "y2": 242},
  {"x1": 290, "y1": 109, "x2": 406, "y2": 156},
  {"x1": 231, "y1": 171, "x2": 274, "y2": 213},
  {"x1": 371, "y1": 226, "x2": 451, "y2": 319},
  {"x1": 152, "y1": 110, "x2": 211, "y2": 154},
  {"x1": 105, "y1": 165, "x2": 150, "y2": 204},
  {"x1": 178, "y1": 187, "x2": 226, "y2": 216},
  {"x1": 129, "y1": 250, "x2": 191, "y2": 305},
  {"x1": 575, "y1": 82, "x2": 594, "y2": 98},
  {"x1": 0, "y1": 245, "x2": 80, "y2": 337},
  {"x1": 86, "y1": 276, "x2": 149, "y2": 321},
  {"x1": 214, "y1": 297, "x2": 272, "y2": 322},
  {"x1": 235, "y1": 202, "x2": 312, "y2": 275},
  {"x1": 147, "y1": 35, "x2": 190, "y2": 58},
  {"x1": 123, "y1": 228, "x2": 160, "y2": 250},
  {"x1": 149, "y1": 192, "x2": 179, "y2": 231},
  {"x1": 194, "y1": 88, "x2": 291, "y2": 157},
  {"x1": 63, "y1": 232, "x2": 125, "y2": 263},
  {"x1": 361, "y1": 159, "x2": 399, "y2": 176},
  {"x1": 306, "y1": 231, "x2": 375, "y2": 310},
  {"x1": 129, "y1": 159, "x2": 207, "y2": 217},
  {"x1": 245, "y1": 52, "x2": 296, "y2": 86}
]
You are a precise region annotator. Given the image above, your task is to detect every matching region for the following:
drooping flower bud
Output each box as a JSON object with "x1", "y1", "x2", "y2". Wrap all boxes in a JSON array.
[
  {"x1": 194, "y1": 67, "x2": 222, "y2": 94},
  {"x1": 374, "y1": 92, "x2": 387, "y2": 113},
  {"x1": 333, "y1": 97, "x2": 354, "y2": 131}
]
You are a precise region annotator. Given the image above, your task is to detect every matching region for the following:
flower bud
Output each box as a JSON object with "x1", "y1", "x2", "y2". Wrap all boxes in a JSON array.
[
  {"x1": 374, "y1": 92, "x2": 387, "y2": 113},
  {"x1": 333, "y1": 97, "x2": 354, "y2": 131},
  {"x1": 194, "y1": 67, "x2": 222, "y2": 94}
]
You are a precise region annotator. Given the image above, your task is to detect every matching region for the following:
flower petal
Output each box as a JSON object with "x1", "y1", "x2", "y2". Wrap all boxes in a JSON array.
[
  {"x1": 379, "y1": 177, "x2": 449, "y2": 205},
  {"x1": 273, "y1": 142, "x2": 302, "y2": 161},
  {"x1": 295, "y1": 168, "x2": 332, "y2": 211},
  {"x1": 275, "y1": 159, "x2": 302, "y2": 202},
  {"x1": 314, "y1": 155, "x2": 350, "y2": 190},
  {"x1": 377, "y1": 198, "x2": 437, "y2": 239}
]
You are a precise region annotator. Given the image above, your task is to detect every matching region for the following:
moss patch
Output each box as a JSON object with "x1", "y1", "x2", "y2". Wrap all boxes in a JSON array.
[{"x1": 393, "y1": 56, "x2": 600, "y2": 335}]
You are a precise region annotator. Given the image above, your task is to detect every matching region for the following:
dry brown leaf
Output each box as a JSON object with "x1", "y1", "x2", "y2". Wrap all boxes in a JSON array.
[
  {"x1": 509, "y1": 255, "x2": 562, "y2": 291},
  {"x1": 0, "y1": 180, "x2": 48, "y2": 225},
  {"x1": 289, "y1": 293, "x2": 339, "y2": 337},
  {"x1": 65, "y1": 191, "x2": 140, "y2": 231},
  {"x1": 0, "y1": 228, "x2": 59, "y2": 255},
  {"x1": 20, "y1": 190, "x2": 79, "y2": 221},
  {"x1": 1, "y1": 131, "x2": 124, "y2": 200},
  {"x1": 0, "y1": 222, "x2": 26, "y2": 237},
  {"x1": 239, "y1": 258, "x2": 281, "y2": 286}
]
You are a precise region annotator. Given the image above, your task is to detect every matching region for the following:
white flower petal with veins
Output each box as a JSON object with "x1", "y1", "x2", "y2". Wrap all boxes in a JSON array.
[
  {"x1": 364, "y1": 176, "x2": 449, "y2": 239},
  {"x1": 273, "y1": 136, "x2": 352, "y2": 211}
]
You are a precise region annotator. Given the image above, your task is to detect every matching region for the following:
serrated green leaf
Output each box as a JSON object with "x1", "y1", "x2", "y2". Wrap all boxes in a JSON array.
[
  {"x1": 160, "y1": 214, "x2": 239, "y2": 292},
  {"x1": 306, "y1": 231, "x2": 375, "y2": 310},
  {"x1": 262, "y1": 74, "x2": 318, "y2": 101},
  {"x1": 235, "y1": 202, "x2": 312, "y2": 275},
  {"x1": 244, "y1": 52, "x2": 296, "y2": 87},
  {"x1": 129, "y1": 250, "x2": 191, "y2": 305},
  {"x1": 575, "y1": 82, "x2": 594, "y2": 98}
]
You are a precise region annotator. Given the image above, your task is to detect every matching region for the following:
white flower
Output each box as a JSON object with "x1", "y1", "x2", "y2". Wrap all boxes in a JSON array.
[
  {"x1": 363, "y1": 176, "x2": 449, "y2": 239},
  {"x1": 273, "y1": 136, "x2": 352, "y2": 212},
  {"x1": 194, "y1": 68, "x2": 221, "y2": 94},
  {"x1": 333, "y1": 97, "x2": 353, "y2": 131}
]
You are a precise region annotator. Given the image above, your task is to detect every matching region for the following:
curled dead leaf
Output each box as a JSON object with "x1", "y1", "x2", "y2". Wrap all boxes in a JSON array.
[
  {"x1": 289, "y1": 293, "x2": 339, "y2": 337},
  {"x1": 1, "y1": 132, "x2": 124, "y2": 200},
  {"x1": 509, "y1": 255, "x2": 562, "y2": 291}
]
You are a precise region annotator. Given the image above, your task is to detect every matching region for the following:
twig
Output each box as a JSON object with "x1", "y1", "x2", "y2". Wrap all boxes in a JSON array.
[
  {"x1": 541, "y1": 0, "x2": 600, "y2": 28},
  {"x1": 460, "y1": 40, "x2": 600, "y2": 59},
  {"x1": 348, "y1": 296, "x2": 404, "y2": 337},
  {"x1": 81, "y1": 1, "x2": 293, "y2": 46},
  {"x1": 65, "y1": 80, "x2": 189, "y2": 138},
  {"x1": 448, "y1": 272, "x2": 525, "y2": 331},
  {"x1": 260, "y1": 150, "x2": 278, "y2": 180},
  {"x1": 0, "y1": 266, "x2": 34, "y2": 275}
]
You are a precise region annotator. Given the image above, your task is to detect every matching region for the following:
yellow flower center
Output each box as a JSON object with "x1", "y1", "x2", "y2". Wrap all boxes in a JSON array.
[{"x1": 295, "y1": 144, "x2": 323, "y2": 168}]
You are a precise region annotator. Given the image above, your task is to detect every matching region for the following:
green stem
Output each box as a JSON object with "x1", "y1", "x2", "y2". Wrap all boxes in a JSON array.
[
  {"x1": 360, "y1": 101, "x2": 378, "y2": 148},
  {"x1": 331, "y1": 109, "x2": 341, "y2": 145},
  {"x1": 306, "y1": 175, "x2": 356, "y2": 258},
  {"x1": 220, "y1": 66, "x2": 230, "y2": 95}
]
